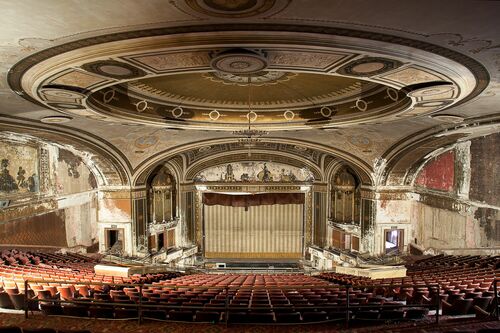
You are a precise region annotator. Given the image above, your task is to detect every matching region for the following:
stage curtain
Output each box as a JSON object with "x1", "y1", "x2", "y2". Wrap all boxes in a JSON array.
[{"x1": 202, "y1": 192, "x2": 304, "y2": 207}]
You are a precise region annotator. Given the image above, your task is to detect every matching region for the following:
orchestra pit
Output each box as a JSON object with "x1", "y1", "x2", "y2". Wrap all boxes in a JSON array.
[{"x1": 0, "y1": 1, "x2": 499, "y2": 332}]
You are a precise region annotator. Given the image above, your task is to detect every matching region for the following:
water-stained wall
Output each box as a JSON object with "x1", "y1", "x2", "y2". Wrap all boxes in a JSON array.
[{"x1": 0, "y1": 137, "x2": 99, "y2": 250}]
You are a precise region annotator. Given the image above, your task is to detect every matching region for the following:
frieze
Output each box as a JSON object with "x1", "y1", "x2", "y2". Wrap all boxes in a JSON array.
[
  {"x1": 0, "y1": 199, "x2": 57, "y2": 222},
  {"x1": 418, "y1": 193, "x2": 471, "y2": 213},
  {"x1": 101, "y1": 190, "x2": 132, "y2": 199},
  {"x1": 201, "y1": 184, "x2": 306, "y2": 193},
  {"x1": 360, "y1": 189, "x2": 376, "y2": 199},
  {"x1": 131, "y1": 190, "x2": 147, "y2": 199}
]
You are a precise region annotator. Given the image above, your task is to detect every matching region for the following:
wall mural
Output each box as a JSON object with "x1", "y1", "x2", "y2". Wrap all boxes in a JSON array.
[
  {"x1": 0, "y1": 142, "x2": 39, "y2": 195},
  {"x1": 55, "y1": 149, "x2": 96, "y2": 195},
  {"x1": 194, "y1": 161, "x2": 314, "y2": 183}
]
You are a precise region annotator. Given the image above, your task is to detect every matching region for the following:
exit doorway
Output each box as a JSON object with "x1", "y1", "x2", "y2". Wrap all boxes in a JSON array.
[
  {"x1": 385, "y1": 229, "x2": 404, "y2": 254},
  {"x1": 105, "y1": 228, "x2": 124, "y2": 253}
]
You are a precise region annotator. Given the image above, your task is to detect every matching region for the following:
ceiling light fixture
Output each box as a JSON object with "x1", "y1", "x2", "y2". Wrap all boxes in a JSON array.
[{"x1": 232, "y1": 76, "x2": 268, "y2": 156}]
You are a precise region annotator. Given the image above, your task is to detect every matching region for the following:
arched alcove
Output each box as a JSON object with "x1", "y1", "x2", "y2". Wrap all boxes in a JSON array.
[{"x1": 145, "y1": 166, "x2": 178, "y2": 252}]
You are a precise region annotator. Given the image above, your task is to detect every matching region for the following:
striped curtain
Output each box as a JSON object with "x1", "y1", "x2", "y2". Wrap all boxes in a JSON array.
[{"x1": 204, "y1": 204, "x2": 303, "y2": 259}]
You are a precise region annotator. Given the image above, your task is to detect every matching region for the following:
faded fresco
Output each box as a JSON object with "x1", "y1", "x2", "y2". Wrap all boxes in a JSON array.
[
  {"x1": 55, "y1": 148, "x2": 96, "y2": 195},
  {"x1": 194, "y1": 162, "x2": 314, "y2": 183},
  {"x1": 0, "y1": 142, "x2": 39, "y2": 196}
]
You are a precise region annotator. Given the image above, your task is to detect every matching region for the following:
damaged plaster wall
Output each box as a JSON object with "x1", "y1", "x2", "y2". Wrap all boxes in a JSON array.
[
  {"x1": 409, "y1": 134, "x2": 500, "y2": 253},
  {"x1": 0, "y1": 136, "x2": 99, "y2": 250}
]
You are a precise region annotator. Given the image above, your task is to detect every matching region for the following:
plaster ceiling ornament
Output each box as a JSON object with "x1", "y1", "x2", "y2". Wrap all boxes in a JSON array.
[
  {"x1": 431, "y1": 114, "x2": 465, "y2": 123},
  {"x1": 81, "y1": 60, "x2": 147, "y2": 80},
  {"x1": 210, "y1": 49, "x2": 269, "y2": 74},
  {"x1": 337, "y1": 57, "x2": 403, "y2": 77},
  {"x1": 9, "y1": 25, "x2": 486, "y2": 132},
  {"x1": 184, "y1": 0, "x2": 278, "y2": 18},
  {"x1": 40, "y1": 116, "x2": 73, "y2": 124}
]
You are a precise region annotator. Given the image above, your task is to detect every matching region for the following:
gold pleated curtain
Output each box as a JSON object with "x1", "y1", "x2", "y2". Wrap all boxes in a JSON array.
[{"x1": 204, "y1": 203, "x2": 303, "y2": 259}]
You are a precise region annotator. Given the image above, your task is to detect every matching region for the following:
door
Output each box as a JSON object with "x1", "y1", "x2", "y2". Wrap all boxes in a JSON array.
[
  {"x1": 105, "y1": 228, "x2": 124, "y2": 252},
  {"x1": 157, "y1": 232, "x2": 165, "y2": 250},
  {"x1": 385, "y1": 229, "x2": 404, "y2": 254}
]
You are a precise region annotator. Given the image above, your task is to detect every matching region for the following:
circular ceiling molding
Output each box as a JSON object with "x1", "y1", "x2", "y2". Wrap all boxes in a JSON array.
[
  {"x1": 205, "y1": 71, "x2": 293, "y2": 86},
  {"x1": 210, "y1": 49, "x2": 268, "y2": 74},
  {"x1": 81, "y1": 60, "x2": 146, "y2": 79},
  {"x1": 405, "y1": 81, "x2": 455, "y2": 98},
  {"x1": 40, "y1": 87, "x2": 87, "y2": 99},
  {"x1": 40, "y1": 115, "x2": 72, "y2": 123},
  {"x1": 9, "y1": 24, "x2": 487, "y2": 131},
  {"x1": 337, "y1": 57, "x2": 403, "y2": 77},
  {"x1": 46, "y1": 102, "x2": 86, "y2": 110},
  {"x1": 185, "y1": 0, "x2": 276, "y2": 18},
  {"x1": 431, "y1": 114, "x2": 465, "y2": 123}
]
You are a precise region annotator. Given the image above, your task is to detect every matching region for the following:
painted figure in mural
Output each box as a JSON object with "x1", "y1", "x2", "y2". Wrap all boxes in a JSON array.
[
  {"x1": 27, "y1": 173, "x2": 38, "y2": 192},
  {"x1": 224, "y1": 164, "x2": 235, "y2": 182},
  {"x1": 0, "y1": 159, "x2": 19, "y2": 192},
  {"x1": 240, "y1": 173, "x2": 250, "y2": 182},
  {"x1": 257, "y1": 163, "x2": 273, "y2": 182},
  {"x1": 17, "y1": 166, "x2": 27, "y2": 189},
  {"x1": 279, "y1": 168, "x2": 297, "y2": 182}
]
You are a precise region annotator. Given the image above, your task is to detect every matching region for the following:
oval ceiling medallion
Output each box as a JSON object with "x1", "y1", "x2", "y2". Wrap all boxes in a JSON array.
[
  {"x1": 185, "y1": 0, "x2": 276, "y2": 18},
  {"x1": 210, "y1": 49, "x2": 268, "y2": 74},
  {"x1": 81, "y1": 60, "x2": 146, "y2": 79},
  {"x1": 406, "y1": 81, "x2": 455, "y2": 98},
  {"x1": 337, "y1": 57, "x2": 403, "y2": 77},
  {"x1": 40, "y1": 115, "x2": 72, "y2": 123}
]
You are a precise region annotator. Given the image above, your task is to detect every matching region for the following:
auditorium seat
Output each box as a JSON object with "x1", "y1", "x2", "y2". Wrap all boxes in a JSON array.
[
  {"x1": 88, "y1": 306, "x2": 114, "y2": 318},
  {"x1": 275, "y1": 311, "x2": 301, "y2": 323},
  {"x1": 195, "y1": 310, "x2": 221, "y2": 323},
  {"x1": 248, "y1": 312, "x2": 275, "y2": 323},
  {"x1": 301, "y1": 311, "x2": 327, "y2": 322},
  {"x1": 22, "y1": 329, "x2": 57, "y2": 333},
  {"x1": 442, "y1": 299, "x2": 474, "y2": 315},
  {"x1": 0, "y1": 327, "x2": 22, "y2": 333},
  {"x1": 142, "y1": 309, "x2": 167, "y2": 320},
  {"x1": 0, "y1": 292, "x2": 14, "y2": 309}
]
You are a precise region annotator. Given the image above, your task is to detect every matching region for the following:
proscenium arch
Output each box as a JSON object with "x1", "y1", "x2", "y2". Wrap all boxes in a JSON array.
[
  {"x1": 0, "y1": 117, "x2": 132, "y2": 186},
  {"x1": 132, "y1": 138, "x2": 375, "y2": 186}
]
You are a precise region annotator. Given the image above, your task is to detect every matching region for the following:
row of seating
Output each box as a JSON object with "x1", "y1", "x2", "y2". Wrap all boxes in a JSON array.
[
  {"x1": 0, "y1": 327, "x2": 90, "y2": 333},
  {"x1": 318, "y1": 255, "x2": 500, "y2": 316}
]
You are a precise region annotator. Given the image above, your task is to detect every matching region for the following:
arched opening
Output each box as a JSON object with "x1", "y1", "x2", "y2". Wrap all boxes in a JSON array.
[
  {"x1": 146, "y1": 167, "x2": 178, "y2": 253},
  {"x1": 328, "y1": 167, "x2": 365, "y2": 253}
]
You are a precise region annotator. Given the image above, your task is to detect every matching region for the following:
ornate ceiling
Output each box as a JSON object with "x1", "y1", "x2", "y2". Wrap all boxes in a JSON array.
[{"x1": 0, "y1": 0, "x2": 499, "y2": 186}]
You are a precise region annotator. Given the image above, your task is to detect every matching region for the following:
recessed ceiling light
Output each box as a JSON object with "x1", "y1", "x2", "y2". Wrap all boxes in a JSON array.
[{"x1": 40, "y1": 116, "x2": 72, "y2": 123}]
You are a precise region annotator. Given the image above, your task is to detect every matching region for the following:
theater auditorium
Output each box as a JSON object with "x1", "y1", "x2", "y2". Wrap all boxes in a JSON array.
[{"x1": 0, "y1": 1, "x2": 499, "y2": 332}]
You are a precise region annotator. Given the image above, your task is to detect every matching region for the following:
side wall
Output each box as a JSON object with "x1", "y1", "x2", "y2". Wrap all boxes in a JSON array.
[
  {"x1": 375, "y1": 133, "x2": 500, "y2": 255},
  {"x1": 0, "y1": 138, "x2": 98, "y2": 250}
]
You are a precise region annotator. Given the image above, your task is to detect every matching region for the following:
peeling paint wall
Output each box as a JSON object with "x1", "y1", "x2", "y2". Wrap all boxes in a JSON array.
[
  {"x1": 470, "y1": 133, "x2": 500, "y2": 207},
  {"x1": 415, "y1": 150, "x2": 455, "y2": 192},
  {"x1": 408, "y1": 133, "x2": 500, "y2": 253},
  {"x1": 0, "y1": 138, "x2": 99, "y2": 251}
]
